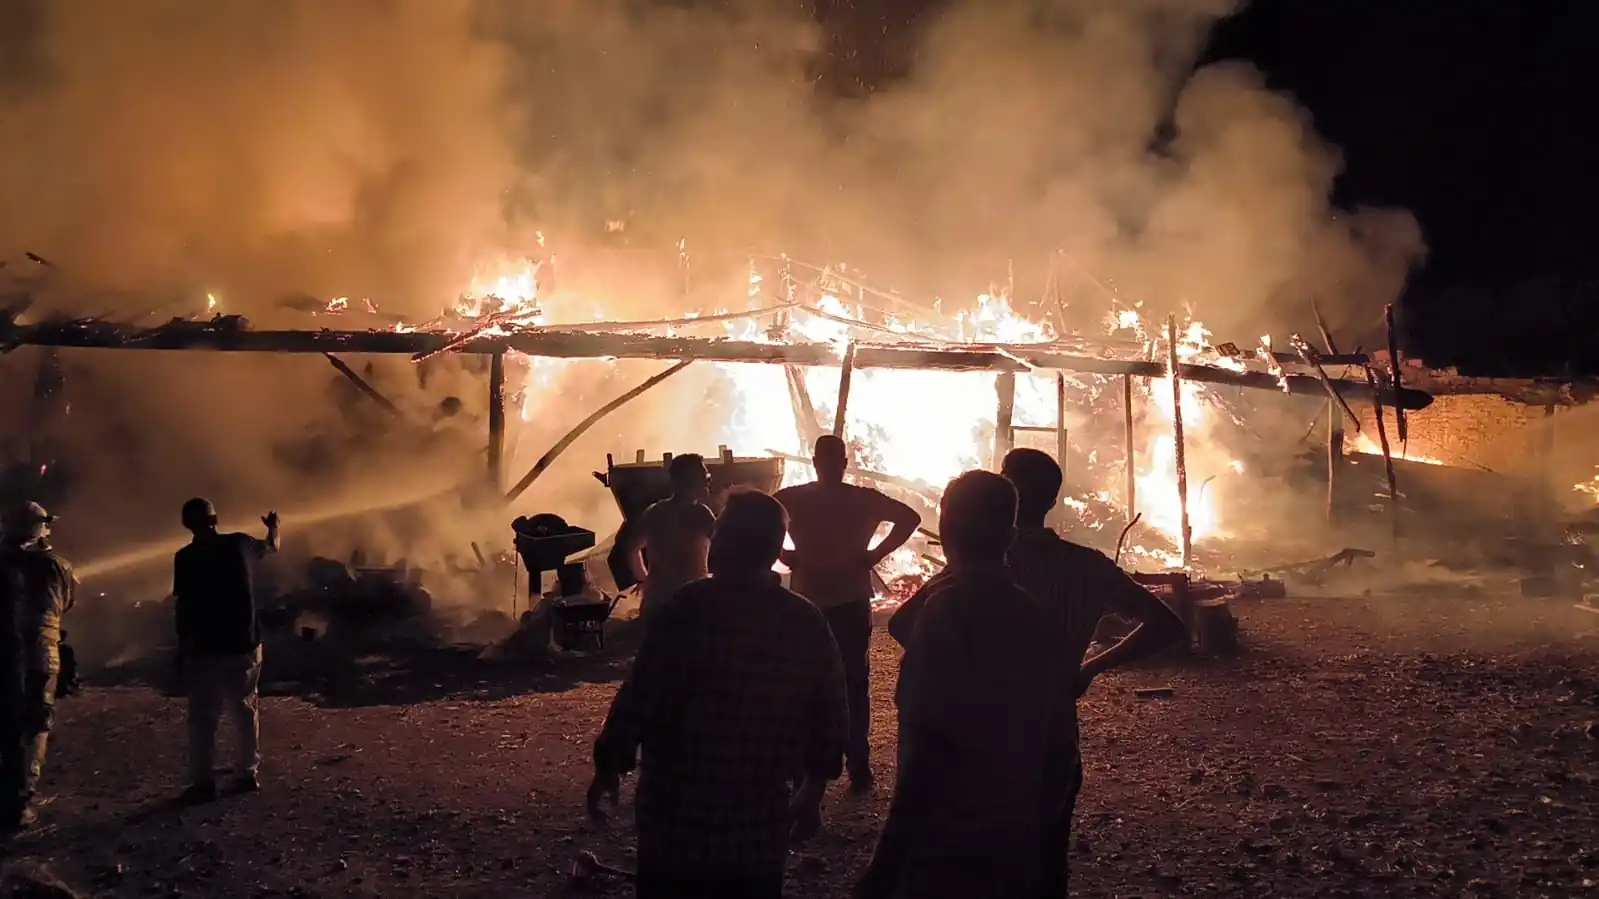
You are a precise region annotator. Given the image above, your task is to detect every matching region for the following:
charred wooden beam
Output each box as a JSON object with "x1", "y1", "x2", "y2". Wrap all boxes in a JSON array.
[
  {"x1": 488, "y1": 349, "x2": 507, "y2": 491},
  {"x1": 1327, "y1": 401, "x2": 1344, "y2": 526},
  {"x1": 1311, "y1": 298, "x2": 1341, "y2": 356},
  {"x1": 1365, "y1": 365, "x2": 1401, "y2": 544},
  {"x1": 994, "y1": 371, "x2": 1017, "y2": 469},
  {"x1": 784, "y1": 365, "x2": 825, "y2": 449},
  {"x1": 1054, "y1": 372, "x2": 1068, "y2": 477},
  {"x1": 1, "y1": 322, "x2": 1433, "y2": 409},
  {"x1": 321, "y1": 353, "x2": 402, "y2": 418},
  {"x1": 1385, "y1": 304, "x2": 1408, "y2": 443},
  {"x1": 504, "y1": 361, "x2": 694, "y2": 503},
  {"x1": 1123, "y1": 374, "x2": 1137, "y2": 525},
  {"x1": 833, "y1": 341, "x2": 857, "y2": 438},
  {"x1": 1168, "y1": 316, "x2": 1192, "y2": 567},
  {"x1": 1290, "y1": 335, "x2": 1362, "y2": 432}
]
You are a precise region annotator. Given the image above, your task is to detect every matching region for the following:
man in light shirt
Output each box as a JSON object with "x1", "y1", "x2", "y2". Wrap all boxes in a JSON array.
[{"x1": 776, "y1": 435, "x2": 920, "y2": 793}]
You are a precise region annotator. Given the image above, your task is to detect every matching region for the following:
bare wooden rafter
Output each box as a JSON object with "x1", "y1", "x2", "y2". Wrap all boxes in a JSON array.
[{"x1": 0, "y1": 320, "x2": 1436, "y2": 409}]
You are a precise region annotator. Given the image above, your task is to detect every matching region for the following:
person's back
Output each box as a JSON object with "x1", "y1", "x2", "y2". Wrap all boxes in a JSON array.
[
  {"x1": 860, "y1": 472, "x2": 1074, "y2": 899},
  {"x1": 775, "y1": 435, "x2": 921, "y2": 793},
  {"x1": 631, "y1": 576, "x2": 837, "y2": 867},
  {"x1": 592, "y1": 488, "x2": 848, "y2": 897},
  {"x1": 776, "y1": 481, "x2": 891, "y2": 600},
  {"x1": 892, "y1": 570, "x2": 1068, "y2": 890},
  {"x1": 1008, "y1": 529, "x2": 1158, "y2": 663},
  {"x1": 174, "y1": 532, "x2": 264, "y2": 657}
]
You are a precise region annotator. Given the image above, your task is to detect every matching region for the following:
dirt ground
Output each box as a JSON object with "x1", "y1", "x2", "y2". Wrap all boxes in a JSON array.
[{"x1": 6, "y1": 594, "x2": 1599, "y2": 898}]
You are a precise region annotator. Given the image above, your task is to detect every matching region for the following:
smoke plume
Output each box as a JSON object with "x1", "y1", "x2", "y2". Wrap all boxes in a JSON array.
[{"x1": 0, "y1": 0, "x2": 1425, "y2": 587}]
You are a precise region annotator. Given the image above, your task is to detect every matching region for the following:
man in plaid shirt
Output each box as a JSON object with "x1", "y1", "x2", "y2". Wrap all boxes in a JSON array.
[{"x1": 590, "y1": 488, "x2": 850, "y2": 899}]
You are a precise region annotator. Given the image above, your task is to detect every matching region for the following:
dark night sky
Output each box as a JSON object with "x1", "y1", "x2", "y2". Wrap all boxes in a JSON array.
[
  {"x1": 1208, "y1": 1, "x2": 1597, "y2": 373},
  {"x1": 841, "y1": 1, "x2": 1596, "y2": 372}
]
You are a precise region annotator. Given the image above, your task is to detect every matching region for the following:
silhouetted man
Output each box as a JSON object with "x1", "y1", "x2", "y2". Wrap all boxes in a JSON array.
[
  {"x1": 173, "y1": 498, "x2": 279, "y2": 801},
  {"x1": 591, "y1": 488, "x2": 849, "y2": 899},
  {"x1": 627, "y1": 454, "x2": 715, "y2": 622},
  {"x1": 858, "y1": 472, "x2": 1074, "y2": 899},
  {"x1": 775, "y1": 435, "x2": 919, "y2": 792},
  {"x1": 890, "y1": 449, "x2": 1186, "y2": 898},
  {"x1": 0, "y1": 502, "x2": 75, "y2": 831}
]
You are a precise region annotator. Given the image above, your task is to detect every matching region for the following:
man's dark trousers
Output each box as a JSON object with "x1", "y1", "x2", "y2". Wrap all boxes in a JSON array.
[
  {"x1": 1037, "y1": 754, "x2": 1086, "y2": 899},
  {"x1": 821, "y1": 599, "x2": 873, "y2": 780},
  {"x1": 636, "y1": 867, "x2": 783, "y2": 899}
]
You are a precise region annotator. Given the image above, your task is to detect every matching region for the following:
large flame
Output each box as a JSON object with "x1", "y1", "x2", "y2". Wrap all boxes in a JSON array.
[{"x1": 333, "y1": 252, "x2": 1251, "y2": 570}]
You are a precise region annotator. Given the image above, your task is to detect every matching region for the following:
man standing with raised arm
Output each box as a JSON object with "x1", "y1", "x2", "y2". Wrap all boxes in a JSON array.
[{"x1": 173, "y1": 498, "x2": 279, "y2": 801}]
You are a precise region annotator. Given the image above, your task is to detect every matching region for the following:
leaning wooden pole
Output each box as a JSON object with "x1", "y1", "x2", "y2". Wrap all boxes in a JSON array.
[
  {"x1": 1054, "y1": 372, "x2": 1068, "y2": 475},
  {"x1": 833, "y1": 342, "x2": 857, "y2": 438},
  {"x1": 505, "y1": 360, "x2": 694, "y2": 502},
  {"x1": 487, "y1": 349, "x2": 507, "y2": 491},
  {"x1": 322, "y1": 353, "x2": 402, "y2": 418},
  {"x1": 1123, "y1": 373, "x2": 1137, "y2": 525},
  {"x1": 1167, "y1": 315, "x2": 1192, "y2": 567},
  {"x1": 1365, "y1": 365, "x2": 1401, "y2": 544},
  {"x1": 994, "y1": 371, "x2": 1017, "y2": 470}
]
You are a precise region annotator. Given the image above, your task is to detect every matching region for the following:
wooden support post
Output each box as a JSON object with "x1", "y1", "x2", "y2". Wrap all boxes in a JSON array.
[
  {"x1": 1055, "y1": 372, "x2": 1068, "y2": 475},
  {"x1": 994, "y1": 371, "x2": 1017, "y2": 470},
  {"x1": 1365, "y1": 366, "x2": 1401, "y2": 544},
  {"x1": 1543, "y1": 402, "x2": 1558, "y2": 531},
  {"x1": 1167, "y1": 315, "x2": 1192, "y2": 567},
  {"x1": 833, "y1": 342, "x2": 857, "y2": 438},
  {"x1": 1326, "y1": 399, "x2": 1344, "y2": 526},
  {"x1": 1385, "y1": 304, "x2": 1407, "y2": 444},
  {"x1": 487, "y1": 349, "x2": 506, "y2": 491},
  {"x1": 1123, "y1": 373, "x2": 1137, "y2": 525}
]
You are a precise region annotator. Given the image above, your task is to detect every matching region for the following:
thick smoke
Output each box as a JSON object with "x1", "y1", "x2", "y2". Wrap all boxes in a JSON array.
[
  {"x1": 0, "y1": 0, "x2": 1424, "y2": 589},
  {"x1": 0, "y1": 0, "x2": 517, "y2": 314}
]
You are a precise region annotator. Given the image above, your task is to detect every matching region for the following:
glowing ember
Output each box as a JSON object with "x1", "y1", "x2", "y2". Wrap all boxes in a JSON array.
[{"x1": 1350, "y1": 433, "x2": 1446, "y2": 466}]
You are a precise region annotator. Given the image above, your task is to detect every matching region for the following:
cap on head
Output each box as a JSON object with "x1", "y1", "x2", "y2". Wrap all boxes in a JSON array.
[
  {"x1": 938, "y1": 470, "x2": 1017, "y2": 562},
  {"x1": 181, "y1": 497, "x2": 218, "y2": 531},
  {"x1": 1001, "y1": 448, "x2": 1063, "y2": 523}
]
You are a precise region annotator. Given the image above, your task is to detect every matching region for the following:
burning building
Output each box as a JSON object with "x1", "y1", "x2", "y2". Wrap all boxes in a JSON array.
[{"x1": 3, "y1": 250, "x2": 1438, "y2": 586}]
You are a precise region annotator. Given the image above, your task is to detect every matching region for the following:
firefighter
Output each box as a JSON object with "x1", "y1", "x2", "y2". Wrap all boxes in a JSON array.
[{"x1": 0, "y1": 501, "x2": 75, "y2": 831}]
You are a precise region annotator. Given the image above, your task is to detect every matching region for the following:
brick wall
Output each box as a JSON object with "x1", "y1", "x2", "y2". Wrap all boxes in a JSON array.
[{"x1": 1352, "y1": 393, "x2": 1556, "y2": 473}]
